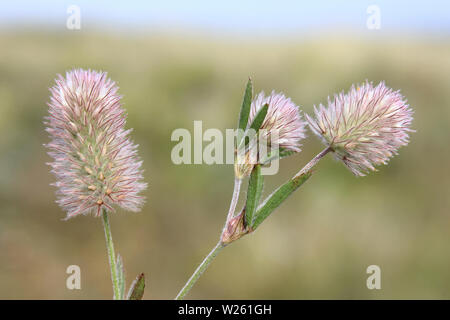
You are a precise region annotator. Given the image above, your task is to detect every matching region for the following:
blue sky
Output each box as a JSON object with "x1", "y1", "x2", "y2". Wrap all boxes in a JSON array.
[{"x1": 1, "y1": 0, "x2": 449, "y2": 35}]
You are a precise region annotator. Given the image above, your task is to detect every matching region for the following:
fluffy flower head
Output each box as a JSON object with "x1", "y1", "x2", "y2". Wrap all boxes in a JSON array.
[
  {"x1": 306, "y1": 81, "x2": 413, "y2": 176},
  {"x1": 235, "y1": 91, "x2": 307, "y2": 179},
  {"x1": 45, "y1": 69, "x2": 146, "y2": 219},
  {"x1": 248, "y1": 91, "x2": 307, "y2": 152}
]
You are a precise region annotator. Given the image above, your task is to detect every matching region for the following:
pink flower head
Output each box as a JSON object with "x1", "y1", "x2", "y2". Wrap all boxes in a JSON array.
[
  {"x1": 306, "y1": 81, "x2": 413, "y2": 176},
  {"x1": 235, "y1": 91, "x2": 307, "y2": 179},
  {"x1": 45, "y1": 69, "x2": 147, "y2": 219},
  {"x1": 248, "y1": 91, "x2": 307, "y2": 152}
]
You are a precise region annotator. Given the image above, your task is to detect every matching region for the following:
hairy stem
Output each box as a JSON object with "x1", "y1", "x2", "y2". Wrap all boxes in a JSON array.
[
  {"x1": 102, "y1": 209, "x2": 120, "y2": 300},
  {"x1": 226, "y1": 177, "x2": 242, "y2": 222},
  {"x1": 294, "y1": 146, "x2": 331, "y2": 178},
  {"x1": 174, "y1": 178, "x2": 240, "y2": 300},
  {"x1": 175, "y1": 241, "x2": 225, "y2": 300}
]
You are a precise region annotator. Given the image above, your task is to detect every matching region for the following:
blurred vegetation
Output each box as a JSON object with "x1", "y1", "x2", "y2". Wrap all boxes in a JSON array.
[{"x1": 0, "y1": 30, "x2": 449, "y2": 299}]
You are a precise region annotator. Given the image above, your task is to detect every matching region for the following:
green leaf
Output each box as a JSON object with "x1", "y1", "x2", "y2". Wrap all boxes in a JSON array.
[
  {"x1": 260, "y1": 147, "x2": 297, "y2": 165},
  {"x1": 245, "y1": 165, "x2": 264, "y2": 228},
  {"x1": 116, "y1": 254, "x2": 126, "y2": 300},
  {"x1": 249, "y1": 103, "x2": 268, "y2": 132},
  {"x1": 279, "y1": 148, "x2": 297, "y2": 159},
  {"x1": 237, "y1": 78, "x2": 253, "y2": 131},
  {"x1": 127, "y1": 273, "x2": 146, "y2": 300},
  {"x1": 252, "y1": 171, "x2": 312, "y2": 230},
  {"x1": 236, "y1": 103, "x2": 268, "y2": 149}
]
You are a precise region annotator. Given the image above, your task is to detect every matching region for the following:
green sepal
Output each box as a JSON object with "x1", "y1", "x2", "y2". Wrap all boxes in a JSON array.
[{"x1": 127, "y1": 273, "x2": 146, "y2": 300}]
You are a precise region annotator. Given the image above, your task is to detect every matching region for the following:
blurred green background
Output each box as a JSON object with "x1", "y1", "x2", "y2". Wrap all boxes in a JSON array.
[{"x1": 1, "y1": 2, "x2": 450, "y2": 300}]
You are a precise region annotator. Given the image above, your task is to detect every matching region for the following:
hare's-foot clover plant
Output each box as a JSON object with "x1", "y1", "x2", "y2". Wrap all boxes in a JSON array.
[{"x1": 45, "y1": 70, "x2": 413, "y2": 300}]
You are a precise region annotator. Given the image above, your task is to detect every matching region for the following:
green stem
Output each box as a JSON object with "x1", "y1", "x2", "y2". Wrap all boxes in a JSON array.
[
  {"x1": 175, "y1": 241, "x2": 225, "y2": 300},
  {"x1": 293, "y1": 146, "x2": 331, "y2": 178},
  {"x1": 102, "y1": 209, "x2": 120, "y2": 300},
  {"x1": 226, "y1": 177, "x2": 242, "y2": 221},
  {"x1": 174, "y1": 147, "x2": 332, "y2": 300},
  {"x1": 175, "y1": 178, "x2": 240, "y2": 300}
]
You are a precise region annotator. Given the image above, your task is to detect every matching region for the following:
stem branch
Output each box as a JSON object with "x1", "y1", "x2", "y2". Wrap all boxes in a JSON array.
[
  {"x1": 294, "y1": 146, "x2": 331, "y2": 178},
  {"x1": 226, "y1": 177, "x2": 242, "y2": 222},
  {"x1": 174, "y1": 147, "x2": 331, "y2": 300}
]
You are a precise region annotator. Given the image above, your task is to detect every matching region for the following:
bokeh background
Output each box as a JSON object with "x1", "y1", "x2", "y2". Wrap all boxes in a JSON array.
[{"x1": 0, "y1": 0, "x2": 449, "y2": 299}]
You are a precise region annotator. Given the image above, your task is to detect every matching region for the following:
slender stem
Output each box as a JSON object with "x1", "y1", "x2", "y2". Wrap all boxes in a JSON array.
[
  {"x1": 294, "y1": 146, "x2": 332, "y2": 178},
  {"x1": 175, "y1": 241, "x2": 225, "y2": 300},
  {"x1": 175, "y1": 178, "x2": 240, "y2": 300},
  {"x1": 102, "y1": 209, "x2": 120, "y2": 300},
  {"x1": 226, "y1": 177, "x2": 242, "y2": 221}
]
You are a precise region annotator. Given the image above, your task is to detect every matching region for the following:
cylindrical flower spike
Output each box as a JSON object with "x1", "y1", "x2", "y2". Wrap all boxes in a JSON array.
[
  {"x1": 45, "y1": 69, "x2": 147, "y2": 219},
  {"x1": 235, "y1": 91, "x2": 307, "y2": 178},
  {"x1": 306, "y1": 81, "x2": 414, "y2": 176}
]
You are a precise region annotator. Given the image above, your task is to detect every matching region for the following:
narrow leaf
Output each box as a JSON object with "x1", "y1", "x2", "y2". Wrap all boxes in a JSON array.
[
  {"x1": 249, "y1": 103, "x2": 268, "y2": 132},
  {"x1": 260, "y1": 147, "x2": 296, "y2": 165},
  {"x1": 237, "y1": 103, "x2": 268, "y2": 149},
  {"x1": 245, "y1": 164, "x2": 264, "y2": 228},
  {"x1": 127, "y1": 273, "x2": 146, "y2": 300},
  {"x1": 252, "y1": 171, "x2": 312, "y2": 229},
  {"x1": 279, "y1": 148, "x2": 297, "y2": 159},
  {"x1": 116, "y1": 254, "x2": 126, "y2": 300},
  {"x1": 237, "y1": 103, "x2": 269, "y2": 150},
  {"x1": 237, "y1": 78, "x2": 253, "y2": 131}
]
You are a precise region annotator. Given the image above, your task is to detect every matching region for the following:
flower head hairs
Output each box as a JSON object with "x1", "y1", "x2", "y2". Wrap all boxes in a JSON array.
[
  {"x1": 306, "y1": 81, "x2": 413, "y2": 176},
  {"x1": 45, "y1": 69, "x2": 146, "y2": 219}
]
